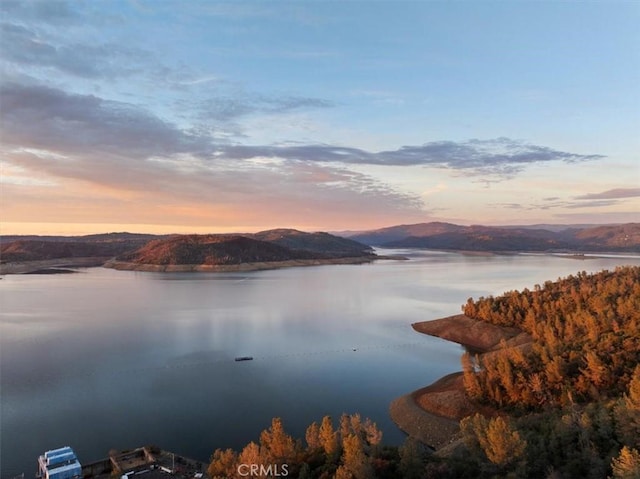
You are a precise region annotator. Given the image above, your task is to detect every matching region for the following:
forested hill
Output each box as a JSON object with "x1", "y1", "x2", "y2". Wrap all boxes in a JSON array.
[
  {"x1": 455, "y1": 265, "x2": 640, "y2": 478},
  {"x1": 462, "y1": 266, "x2": 639, "y2": 407}
]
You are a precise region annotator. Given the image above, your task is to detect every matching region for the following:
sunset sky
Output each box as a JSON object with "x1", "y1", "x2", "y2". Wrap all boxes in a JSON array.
[{"x1": 1, "y1": 1, "x2": 639, "y2": 235}]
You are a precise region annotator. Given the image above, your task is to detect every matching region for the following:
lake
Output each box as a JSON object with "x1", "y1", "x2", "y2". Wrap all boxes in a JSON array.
[{"x1": 2, "y1": 249, "x2": 639, "y2": 477}]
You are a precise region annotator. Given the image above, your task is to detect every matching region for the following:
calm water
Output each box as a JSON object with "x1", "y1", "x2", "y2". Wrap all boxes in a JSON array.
[{"x1": 2, "y1": 250, "x2": 639, "y2": 477}]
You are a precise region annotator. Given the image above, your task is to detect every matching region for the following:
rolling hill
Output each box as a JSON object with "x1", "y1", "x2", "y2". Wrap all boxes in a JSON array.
[
  {"x1": 348, "y1": 222, "x2": 640, "y2": 252},
  {"x1": 0, "y1": 229, "x2": 375, "y2": 272}
]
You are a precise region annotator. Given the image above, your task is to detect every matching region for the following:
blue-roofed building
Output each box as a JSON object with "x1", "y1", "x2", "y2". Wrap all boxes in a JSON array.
[{"x1": 37, "y1": 447, "x2": 82, "y2": 479}]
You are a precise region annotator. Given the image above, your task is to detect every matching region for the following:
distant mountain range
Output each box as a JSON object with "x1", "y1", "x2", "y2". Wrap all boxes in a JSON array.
[
  {"x1": 2, "y1": 223, "x2": 638, "y2": 270},
  {"x1": 0, "y1": 229, "x2": 374, "y2": 267},
  {"x1": 0, "y1": 233, "x2": 161, "y2": 262},
  {"x1": 346, "y1": 222, "x2": 640, "y2": 252}
]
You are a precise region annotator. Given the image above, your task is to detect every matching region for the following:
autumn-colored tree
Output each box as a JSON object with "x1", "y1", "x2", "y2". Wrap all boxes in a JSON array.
[
  {"x1": 208, "y1": 448, "x2": 237, "y2": 479},
  {"x1": 462, "y1": 414, "x2": 527, "y2": 469},
  {"x1": 337, "y1": 433, "x2": 374, "y2": 479},
  {"x1": 237, "y1": 442, "x2": 264, "y2": 478},
  {"x1": 319, "y1": 415, "x2": 339, "y2": 457},
  {"x1": 615, "y1": 366, "x2": 640, "y2": 449},
  {"x1": 462, "y1": 352, "x2": 482, "y2": 399},
  {"x1": 259, "y1": 417, "x2": 297, "y2": 464},
  {"x1": 625, "y1": 366, "x2": 640, "y2": 410},
  {"x1": 305, "y1": 420, "x2": 321, "y2": 451},
  {"x1": 610, "y1": 446, "x2": 640, "y2": 479},
  {"x1": 362, "y1": 417, "x2": 383, "y2": 448}
]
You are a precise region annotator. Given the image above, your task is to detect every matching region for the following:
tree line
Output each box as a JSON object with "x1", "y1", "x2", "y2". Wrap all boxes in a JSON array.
[{"x1": 207, "y1": 414, "x2": 427, "y2": 479}]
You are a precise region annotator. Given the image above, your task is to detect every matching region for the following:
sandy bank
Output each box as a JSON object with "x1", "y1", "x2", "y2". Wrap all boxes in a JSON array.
[
  {"x1": 391, "y1": 315, "x2": 531, "y2": 450},
  {"x1": 412, "y1": 314, "x2": 531, "y2": 353},
  {"x1": 390, "y1": 373, "x2": 464, "y2": 449},
  {"x1": 103, "y1": 256, "x2": 378, "y2": 272}
]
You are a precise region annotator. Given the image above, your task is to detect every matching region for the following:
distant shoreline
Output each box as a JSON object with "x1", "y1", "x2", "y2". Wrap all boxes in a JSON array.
[
  {"x1": 0, "y1": 257, "x2": 110, "y2": 275},
  {"x1": 389, "y1": 314, "x2": 531, "y2": 450},
  {"x1": 0, "y1": 255, "x2": 395, "y2": 275},
  {"x1": 103, "y1": 255, "x2": 384, "y2": 272}
]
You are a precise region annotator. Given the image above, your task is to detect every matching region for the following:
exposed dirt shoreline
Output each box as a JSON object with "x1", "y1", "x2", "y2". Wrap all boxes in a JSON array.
[
  {"x1": 390, "y1": 314, "x2": 532, "y2": 450},
  {"x1": 412, "y1": 314, "x2": 532, "y2": 353},
  {"x1": 103, "y1": 256, "x2": 379, "y2": 272},
  {"x1": 0, "y1": 255, "x2": 397, "y2": 275}
]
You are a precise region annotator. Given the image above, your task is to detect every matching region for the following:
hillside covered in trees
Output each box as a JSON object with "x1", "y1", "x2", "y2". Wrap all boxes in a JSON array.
[
  {"x1": 458, "y1": 266, "x2": 640, "y2": 478},
  {"x1": 461, "y1": 266, "x2": 639, "y2": 408}
]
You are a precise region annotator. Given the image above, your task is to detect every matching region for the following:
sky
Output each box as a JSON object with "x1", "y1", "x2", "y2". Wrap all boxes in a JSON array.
[{"x1": 1, "y1": 0, "x2": 639, "y2": 235}]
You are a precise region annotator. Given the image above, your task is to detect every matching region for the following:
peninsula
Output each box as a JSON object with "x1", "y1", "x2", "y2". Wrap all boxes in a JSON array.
[
  {"x1": 390, "y1": 266, "x2": 640, "y2": 478},
  {"x1": 389, "y1": 314, "x2": 529, "y2": 449}
]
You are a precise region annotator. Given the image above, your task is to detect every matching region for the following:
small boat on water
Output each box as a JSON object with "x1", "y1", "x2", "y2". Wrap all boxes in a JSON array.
[{"x1": 235, "y1": 356, "x2": 253, "y2": 362}]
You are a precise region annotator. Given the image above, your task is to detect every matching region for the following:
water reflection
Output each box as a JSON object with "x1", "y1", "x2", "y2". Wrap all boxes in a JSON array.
[{"x1": 2, "y1": 250, "x2": 639, "y2": 476}]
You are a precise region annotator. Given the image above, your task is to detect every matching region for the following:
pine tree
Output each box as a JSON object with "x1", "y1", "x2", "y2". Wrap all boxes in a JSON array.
[
  {"x1": 305, "y1": 421, "x2": 321, "y2": 451},
  {"x1": 610, "y1": 446, "x2": 640, "y2": 479},
  {"x1": 398, "y1": 437, "x2": 426, "y2": 479},
  {"x1": 463, "y1": 414, "x2": 527, "y2": 468},
  {"x1": 319, "y1": 415, "x2": 339, "y2": 457},
  {"x1": 259, "y1": 417, "x2": 297, "y2": 464},
  {"x1": 237, "y1": 442, "x2": 264, "y2": 477},
  {"x1": 208, "y1": 448, "x2": 237, "y2": 479},
  {"x1": 616, "y1": 366, "x2": 640, "y2": 449},
  {"x1": 339, "y1": 434, "x2": 374, "y2": 479},
  {"x1": 462, "y1": 352, "x2": 482, "y2": 399}
]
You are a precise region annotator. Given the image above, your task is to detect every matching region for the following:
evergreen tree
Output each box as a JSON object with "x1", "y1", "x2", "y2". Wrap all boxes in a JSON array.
[
  {"x1": 399, "y1": 437, "x2": 426, "y2": 479},
  {"x1": 339, "y1": 434, "x2": 374, "y2": 479},
  {"x1": 610, "y1": 446, "x2": 640, "y2": 479},
  {"x1": 259, "y1": 417, "x2": 297, "y2": 464},
  {"x1": 207, "y1": 448, "x2": 237, "y2": 479},
  {"x1": 319, "y1": 415, "x2": 339, "y2": 457}
]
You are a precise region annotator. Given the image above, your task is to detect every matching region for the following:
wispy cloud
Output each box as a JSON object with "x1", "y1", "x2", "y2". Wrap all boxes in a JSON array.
[
  {"x1": 1, "y1": 81, "x2": 424, "y2": 226},
  {"x1": 0, "y1": 22, "x2": 153, "y2": 79},
  {"x1": 217, "y1": 138, "x2": 604, "y2": 178},
  {"x1": 495, "y1": 190, "x2": 637, "y2": 212},
  {"x1": 1, "y1": 0, "x2": 79, "y2": 25},
  {"x1": 197, "y1": 94, "x2": 335, "y2": 122},
  {"x1": 575, "y1": 188, "x2": 640, "y2": 200},
  {"x1": 2, "y1": 80, "x2": 606, "y2": 197},
  {"x1": 5, "y1": 79, "x2": 604, "y2": 183}
]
